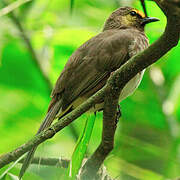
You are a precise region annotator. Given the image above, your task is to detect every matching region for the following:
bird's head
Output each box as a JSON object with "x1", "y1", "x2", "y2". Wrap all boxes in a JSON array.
[{"x1": 103, "y1": 7, "x2": 159, "y2": 31}]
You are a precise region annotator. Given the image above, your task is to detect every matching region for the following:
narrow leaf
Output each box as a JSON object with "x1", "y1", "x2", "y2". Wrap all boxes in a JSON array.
[
  {"x1": 67, "y1": 114, "x2": 96, "y2": 179},
  {"x1": 7, "y1": 173, "x2": 19, "y2": 180},
  {"x1": 0, "y1": 154, "x2": 25, "y2": 179},
  {"x1": 0, "y1": 174, "x2": 7, "y2": 180}
]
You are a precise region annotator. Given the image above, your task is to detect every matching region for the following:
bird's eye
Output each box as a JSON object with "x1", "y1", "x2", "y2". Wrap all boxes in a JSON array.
[{"x1": 130, "y1": 11, "x2": 137, "y2": 16}]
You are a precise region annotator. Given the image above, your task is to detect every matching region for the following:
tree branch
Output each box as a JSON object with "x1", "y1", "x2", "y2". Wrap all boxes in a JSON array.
[
  {"x1": 78, "y1": 1, "x2": 180, "y2": 177},
  {"x1": 18, "y1": 157, "x2": 113, "y2": 180},
  {"x1": 18, "y1": 156, "x2": 69, "y2": 168},
  {"x1": 78, "y1": 0, "x2": 180, "y2": 178},
  {"x1": 140, "y1": 0, "x2": 148, "y2": 17},
  {"x1": 80, "y1": 82, "x2": 120, "y2": 180},
  {"x1": 0, "y1": 88, "x2": 105, "y2": 168},
  {"x1": 0, "y1": 0, "x2": 179, "y2": 173}
]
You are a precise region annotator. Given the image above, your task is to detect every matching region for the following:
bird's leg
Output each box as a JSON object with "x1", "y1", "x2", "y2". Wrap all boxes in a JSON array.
[
  {"x1": 116, "y1": 104, "x2": 121, "y2": 123},
  {"x1": 94, "y1": 112, "x2": 96, "y2": 117}
]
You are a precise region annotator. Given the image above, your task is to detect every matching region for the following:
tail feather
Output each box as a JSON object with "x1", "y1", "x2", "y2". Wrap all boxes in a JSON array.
[{"x1": 19, "y1": 100, "x2": 62, "y2": 179}]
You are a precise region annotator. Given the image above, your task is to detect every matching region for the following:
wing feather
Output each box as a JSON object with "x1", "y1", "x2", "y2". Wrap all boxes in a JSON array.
[{"x1": 49, "y1": 29, "x2": 142, "y2": 112}]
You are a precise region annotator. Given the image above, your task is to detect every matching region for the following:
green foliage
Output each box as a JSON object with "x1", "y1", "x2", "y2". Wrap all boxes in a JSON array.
[
  {"x1": 70, "y1": 0, "x2": 74, "y2": 14},
  {"x1": 0, "y1": 0, "x2": 180, "y2": 180},
  {"x1": 1, "y1": 173, "x2": 19, "y2": 180},
  {"x1": 65, "y1": 115, "x2": 95, "y2": 179},
  {"x1": 0, "y1": 0, "x2": 31, "y2": 17}
]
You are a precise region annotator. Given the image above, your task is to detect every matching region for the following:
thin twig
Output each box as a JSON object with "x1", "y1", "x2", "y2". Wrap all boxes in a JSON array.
[
  {"x1": 80, "y1": 83, "x2": 120, "y2": 180},
  {"x1": 140, "y1": 0, "x2": 148, "y2": 17},
  {"x1": 18, "y1": 156, "x2": 69, "y2": 168}
]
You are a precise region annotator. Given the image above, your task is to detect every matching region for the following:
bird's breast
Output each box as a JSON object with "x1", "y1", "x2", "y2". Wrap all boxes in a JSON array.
[
  {"x1": 118, "y1": 70, "x2": 145, "y2": 102},
  {"x1": 128, "y1": 35, "x2": 149, "y2": 57},
  {"x1": 88, "y1": 70, "x2": 145, "y2": 113}
]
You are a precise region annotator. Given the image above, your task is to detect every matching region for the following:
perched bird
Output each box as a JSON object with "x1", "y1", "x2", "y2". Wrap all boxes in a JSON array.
[{"x1": 19, "y1": 6, "x2": 159, "y2": 178}]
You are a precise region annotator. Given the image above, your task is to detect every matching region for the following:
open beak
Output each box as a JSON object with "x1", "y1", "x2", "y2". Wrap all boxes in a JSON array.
[{"x1": 141, "y1": 17, "x2": 160, "y2": 26}]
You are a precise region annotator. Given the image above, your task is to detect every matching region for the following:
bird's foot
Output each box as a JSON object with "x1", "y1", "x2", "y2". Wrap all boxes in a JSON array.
[{"x1": 116, "y1": 105, "x2": 121, "y2": 124}]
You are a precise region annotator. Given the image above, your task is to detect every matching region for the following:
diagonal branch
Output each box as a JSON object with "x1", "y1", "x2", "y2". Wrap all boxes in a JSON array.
[
  {"x1": 80, "y1": 82, "x2": 120, "y2": 180},
  {"x1": 0, "y1": 0, "x2": 179, "y2": 171},
  {"x1": 140, "y1": 0, "x2": 148, "y2": 17},
  {"x1": 18, "y1": 156, "x2": 69, "y2": 168},
  {"x1": 78, "y1": 0, "x2": 180, "y2": 178},
  {"x1": 0, "y1": 88, "x2": 105, "y2": 168}
]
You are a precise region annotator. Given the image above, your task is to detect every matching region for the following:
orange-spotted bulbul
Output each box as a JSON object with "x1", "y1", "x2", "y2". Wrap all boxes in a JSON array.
[{"x1": 19, "y1": 7, "x2": 159, "y2": 178}]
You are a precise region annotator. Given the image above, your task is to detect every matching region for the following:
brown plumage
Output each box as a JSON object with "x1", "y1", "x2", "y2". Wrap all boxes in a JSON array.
[{"x1": 19, "y1": 7, "x2": 159, "y2": 178}]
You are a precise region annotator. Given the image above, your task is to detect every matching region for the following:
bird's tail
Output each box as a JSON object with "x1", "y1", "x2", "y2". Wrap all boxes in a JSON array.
[{"x1": 19, "y1": 100, "x2": 62, "y2": 179}]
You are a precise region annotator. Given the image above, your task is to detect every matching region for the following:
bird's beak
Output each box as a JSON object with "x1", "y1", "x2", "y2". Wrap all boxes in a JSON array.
[{"x1": 141, "y1": 17, "x2": 160, "y2": 26}]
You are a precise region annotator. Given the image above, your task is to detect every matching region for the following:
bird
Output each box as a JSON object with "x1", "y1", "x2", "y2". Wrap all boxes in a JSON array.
[{"x1": 19, "y1": 6, "x2": 159, "y2": 178}]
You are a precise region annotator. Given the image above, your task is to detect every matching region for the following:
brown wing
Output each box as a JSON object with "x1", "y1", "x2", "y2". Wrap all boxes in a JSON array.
[{"x1": 49, "y1": 29, "x2": 138, "y2": 112}]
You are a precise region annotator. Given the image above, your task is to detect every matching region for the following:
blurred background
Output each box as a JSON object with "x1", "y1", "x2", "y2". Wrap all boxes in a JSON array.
[{"x1": 0, "y1": 0, "x2": 180, "y2": 179}]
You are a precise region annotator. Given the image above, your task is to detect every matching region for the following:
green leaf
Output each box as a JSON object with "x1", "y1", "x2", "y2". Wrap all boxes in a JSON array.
[
  {"x1": 6, "y1": 173, "x2": 19, "y2": 180},
  {"x1": 66, "y1": 114, "x2": 96, "y2": 179},
  {"x1": 0, "y1": 155, "x2": 25, "y2": 180},
  {"x1": 0, "y1": 173, "x2": 19, "y2": 180},
  {"x1": 0, "y1": 174, "x2": 7, "y2": 180}
]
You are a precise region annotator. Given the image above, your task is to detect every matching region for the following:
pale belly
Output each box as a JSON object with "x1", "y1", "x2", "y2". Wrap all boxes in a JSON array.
[
  {"x1": 119, "y1": 69, "x2": 145, "y2": 102},
  {"x1": 89, "y1": 70, "x2": 145, "y2": 112}
]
